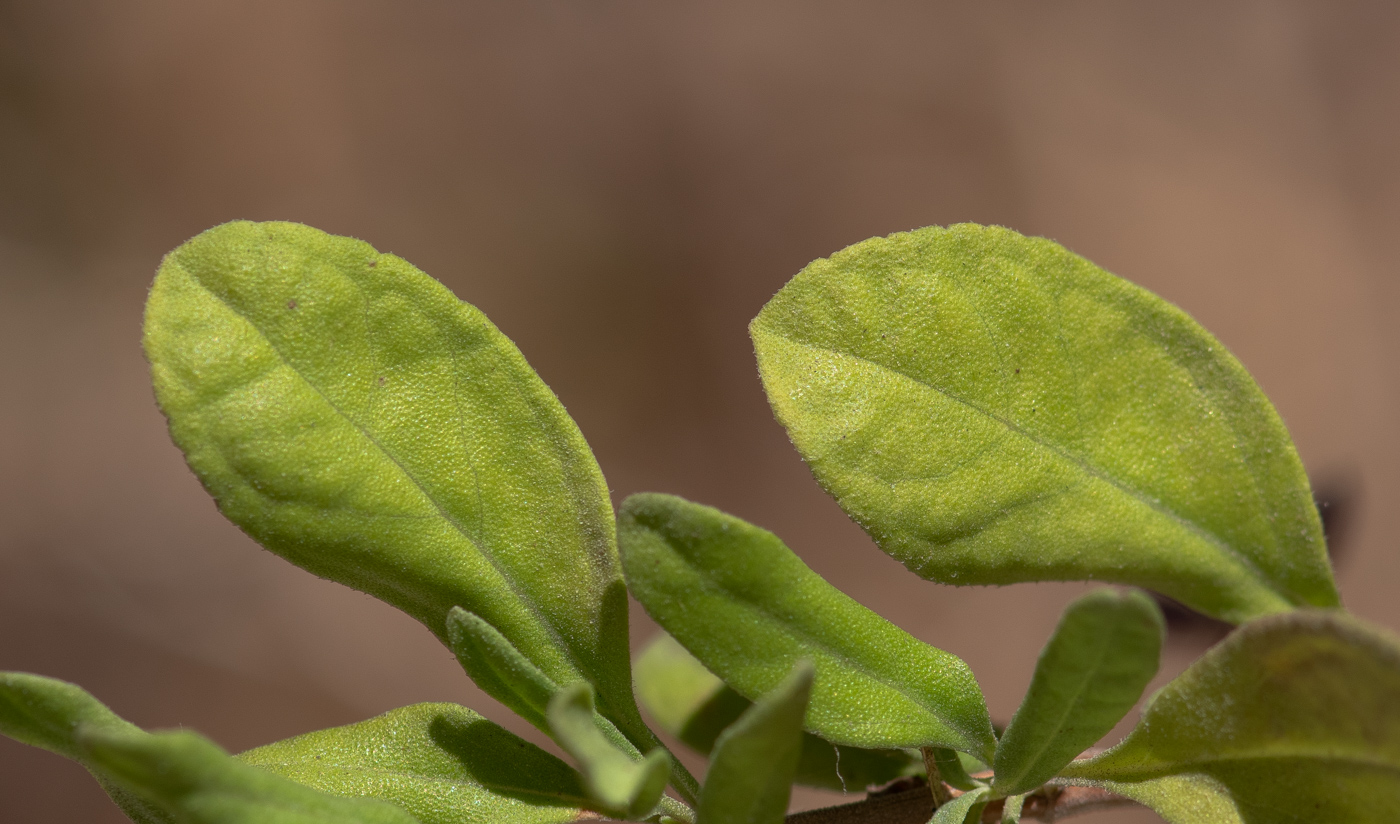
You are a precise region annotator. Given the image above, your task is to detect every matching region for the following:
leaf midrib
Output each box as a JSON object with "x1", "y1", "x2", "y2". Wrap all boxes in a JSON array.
[
  {"x1": 997, "y1": 615, "x2": 1123, "y2": 791},
  {"x1": 179, "y1": 262, "x2": 578, "y2": 676},
  {"x1": 763, "y1": 329, "x2": 1285, "y2": 604}
]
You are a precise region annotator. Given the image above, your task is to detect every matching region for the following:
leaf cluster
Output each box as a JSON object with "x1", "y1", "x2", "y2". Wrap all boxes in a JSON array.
[{"x1": 3, "y1": 221, "x2": 1396, "y2": 824}]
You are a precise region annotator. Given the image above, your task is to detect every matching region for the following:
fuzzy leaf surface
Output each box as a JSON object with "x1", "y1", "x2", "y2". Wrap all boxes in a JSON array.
[
  {"x1": 619, "y1": 493, "x2": 995, "y2": 761},
  {"x1": 697, "y1": 662, "x2": 813, "y2": 824},
  {"x1": 0, "y1": 672, "x2": 419, "y2": 824},
  {"x1": 992, "y1": 588, "x2": 1163, "y2": 795},
  {"x1": 240, "y1": 703, "x2": 592, "y2": 824},
  {"x1": 634, "y1": 634, "x2": 920, "y2": 791},
  {"x1": 143, "y1": 221, "x2": 648, "y2": 747},
  {"x1": 446, "y1": 607, "x2": 563, "y2": 733},
  {"x1": 751, "y1": 223, "x2": 1337, "y2": 624},
  {"x1": 1061, "y1": 611, "x2": 1400, "y2": 823}
]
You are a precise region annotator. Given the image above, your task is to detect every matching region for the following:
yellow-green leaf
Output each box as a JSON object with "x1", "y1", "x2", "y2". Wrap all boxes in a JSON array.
[
  {"x1": 751, "y1": 224, "x2": 1337, "y2": 624},
  {"x1": 143, "y1": 221, "x2": 648, "y2": 750},
  {"x1": 1061, "y1": 611, "x2": 1400, "y2": 823}
]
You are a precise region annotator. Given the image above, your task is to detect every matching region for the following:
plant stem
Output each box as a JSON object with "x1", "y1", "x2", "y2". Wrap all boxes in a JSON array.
[
  {"x1": 576, "y1": 784, "x2": 1135, "y2": 824},
  {"x1": 918, "y1": 747, "x2": 953, "y2": 807}
]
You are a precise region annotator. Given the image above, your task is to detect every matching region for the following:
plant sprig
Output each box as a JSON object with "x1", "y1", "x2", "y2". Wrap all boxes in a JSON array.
[{"x1": 3, "y1": 221, "x2": 1395, "y2": 824}]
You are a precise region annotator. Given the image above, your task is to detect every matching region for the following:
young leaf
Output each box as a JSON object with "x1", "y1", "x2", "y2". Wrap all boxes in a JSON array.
[
  {"x1": 697, "y1": 661, "x2": 814, "y2": 824},
  {"x1": 930, "y1": 787, "x2": 989, "y2": 824},
  {"x1": 445, "y1": 606, "x2": 690, "y2": 804},
  {"x1": 547, "y1": 682, "x2": 672, "y2": 820},
  {"x1": 1060, "y1": 611, "x2": 1400, "y2": 823},
  {"x1": 144, "y1": 221, "x2": 651, "y2": 751},
  {"x1": 991, "y1": 588, "x2": 1164, "y2": 796},
  {"x1": 0, "y1": 672, "x2": 418, "y2": 824},
  {"x1": 634, "y1": 634, "x2": 921, "y2": 791},
  {"x1": 239, "y1": 702, "x2": 596, "y2": 824},
  {"x1": 751, "y1": 223, "x2": 1338, "y2": 625},
  {"x1": 446, "y1": 607, "x2": 564, "y2": 731},
  {"x1": 619, "y1": 493, "x2": 996, "y2": 763},
  {"x1": 928, "y1": 747, "x2": 982, "y2": 791}
]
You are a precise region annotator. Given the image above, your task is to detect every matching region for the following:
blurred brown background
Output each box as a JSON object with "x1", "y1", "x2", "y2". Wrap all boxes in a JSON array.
[{"x1": 2, "y1": 2, "x2": 1398, "y2": 821}]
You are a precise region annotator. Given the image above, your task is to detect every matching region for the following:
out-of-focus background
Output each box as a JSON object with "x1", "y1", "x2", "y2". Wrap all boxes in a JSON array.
[{"x1": 2, "y1": 2, "x2": 1398, "y2": 821}]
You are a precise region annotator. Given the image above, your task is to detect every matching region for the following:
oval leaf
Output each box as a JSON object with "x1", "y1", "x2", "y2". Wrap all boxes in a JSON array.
[
  {"x1": 750, "y1": 223, "x2": 1338, "y2": 624},
  {"x1": 0, "y1": 672, "x2": 418, "y2": 824},
  {"x1": 634, "y1": 633, "x2": 920, "y2": 792},
  {"x1": 697, "y1": 661, "x2": 814, "y2": 824},
  {"x1": 619, "y1": 493, "x2": 995, "y2": 762},
  {"x1": 240, "y1": 702, "x2": 592, "y2": 824},
  {"x1": 144, "y1": 221, "x2": 647, "y2": 746},
  {"x1": 1061, "y1": 611, "x2": 1400, "y2": 823},
  {"x1": 992, "y1": 588, "x2": 1164, "y2": 796}
]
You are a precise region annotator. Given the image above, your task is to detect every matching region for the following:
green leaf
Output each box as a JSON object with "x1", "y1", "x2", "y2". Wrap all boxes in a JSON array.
[
  {"x1": 634, "y1": 633, "x2": 921, "y2": 792},
  {"x1": 0, "y1": 670, "x2": 140, "y2": 760},
  {"x1": 991, "y1": 588, "x2": 1164, "y2": 796},
  {"x1": 697, "y1": 661, "x2": 814, "y2": 824},
  {"x1": 750, "y1": 223, "x2": 1338, "y2": 624},
  {"x1": 0, "y1": 671, "x2": 166, "y2": 823},
  {"x1": 144, "y1": 221, "x2": 651, "y2": 750},
  {"x1": 931, "y1": 787, "x2": 989, "y2": 824},
  {"x1": 618, "y1": 493, "x2": 995, "y2": 762},
  {"x1": 239, "y1": 702, "x2": 594, "y2": 824},
  {"x1": 547, "y1": 683, "x2": 672, "y2": 820},
  {"x1": 446, "y1": 607, "x2": 564, "y2": 732},
  {"x1": 1061, "y1": 611, "x2": 1400, "y2": 823},
  {"x1": 0, "y1": 672, "x2": 418, "y2": 824}
]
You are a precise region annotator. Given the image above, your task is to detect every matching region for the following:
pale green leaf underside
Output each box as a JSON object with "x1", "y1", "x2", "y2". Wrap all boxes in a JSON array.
[
  {"x1": 992, "y1": 589, "x2": 1163, "y2": 796},
  {"x1": 619, "y1": 493, "x2": 995, "y2": 762},
  {"x1": 1062, "y1": 611, "x2": 1400, "y2": 823},
  {"x1": 0, "y1": 672, "x2": 419, "y2": 824},
  {"x1": 697, "y1": 662, "x2": 813, "y2": 824},
  {"x1": 143, "y1": 221, "x2": 647, "y2": 745},
  {"x1": 751, "y1": 223, "x2": 1337, "y2": 624},
  {"x1": 240, "y1": 702, "x2": 589, "y2": 824},
  {"x1": 634, "y1": 633, "x2": 920, "y2": 791}
]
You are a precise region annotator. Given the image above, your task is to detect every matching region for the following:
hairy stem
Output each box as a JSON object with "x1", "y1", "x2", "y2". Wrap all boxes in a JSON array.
[{"x1": 918, "y1": 747, "x2": 953, "y2": 807}]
